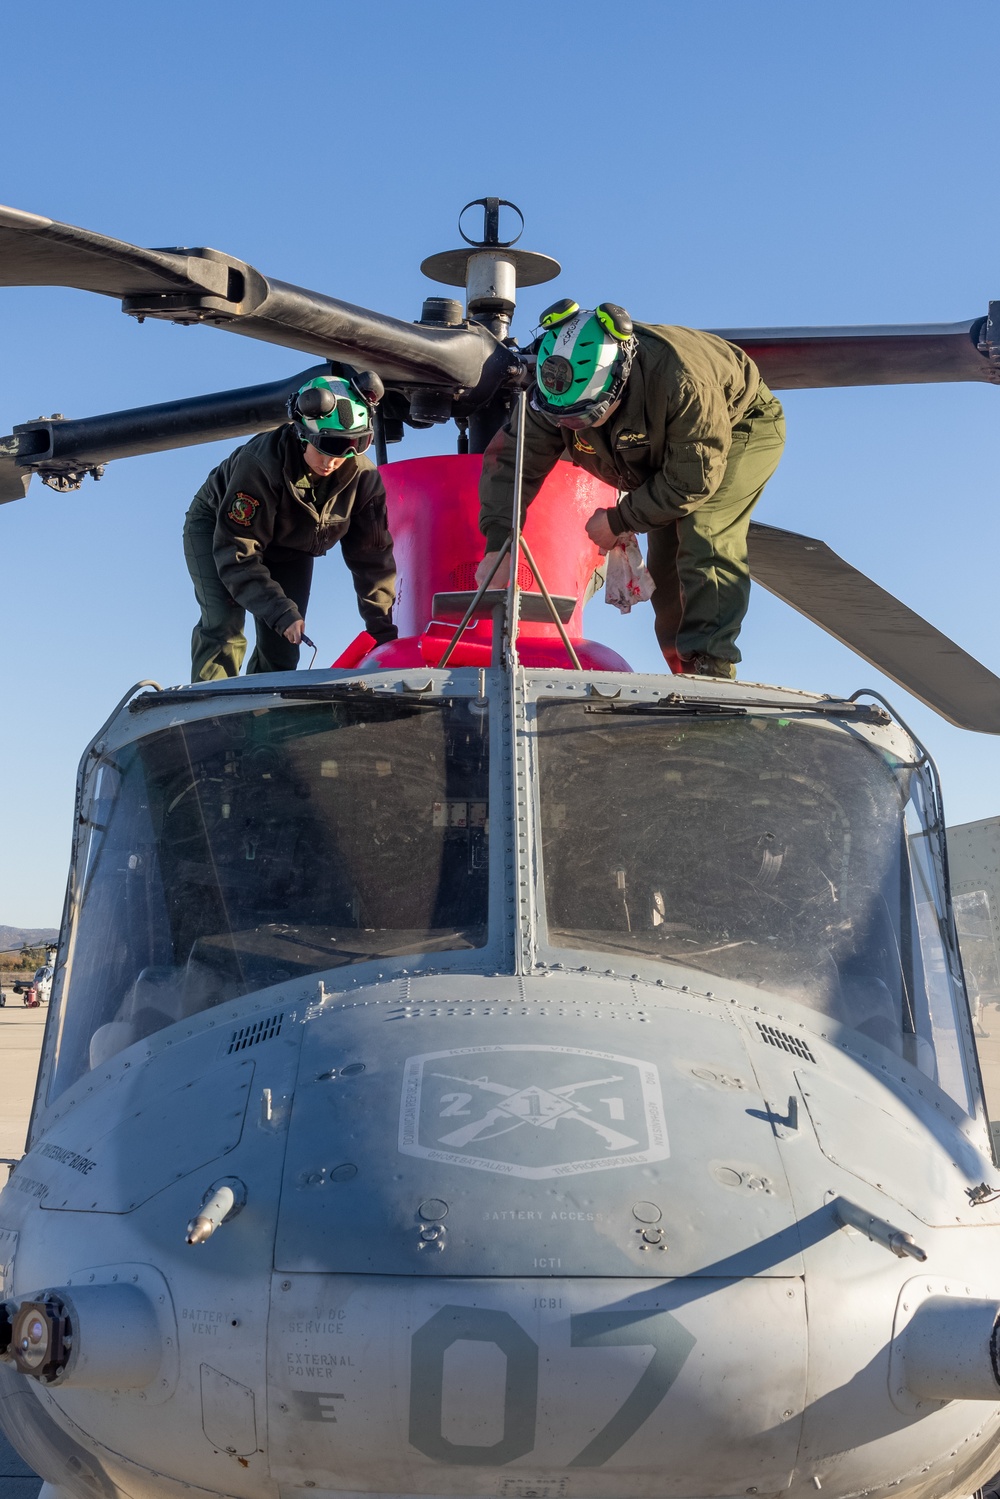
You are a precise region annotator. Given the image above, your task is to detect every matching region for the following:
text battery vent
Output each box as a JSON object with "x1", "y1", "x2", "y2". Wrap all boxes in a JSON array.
[
  {"x1": 756, "y1": 1022, "x2": 816, "y2": 1063},
  {"x1": 229, "y1": 1012, "x2": 284, "y2": 1053}
]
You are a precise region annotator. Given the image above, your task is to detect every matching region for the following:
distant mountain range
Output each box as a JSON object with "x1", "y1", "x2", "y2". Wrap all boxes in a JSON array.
[{"x1": 0, "y1": 925, "x2": 58, "y2": 955}]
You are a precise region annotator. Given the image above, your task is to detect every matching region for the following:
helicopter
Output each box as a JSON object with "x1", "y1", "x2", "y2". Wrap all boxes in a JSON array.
[{"x1": 2, "y1": 197, "x2": 1000, "y2": 1499}]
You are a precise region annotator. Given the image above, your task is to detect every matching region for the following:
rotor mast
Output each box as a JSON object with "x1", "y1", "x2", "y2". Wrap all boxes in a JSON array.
[{"x1": 420, "y1": 198, "x2": 560, "y2": 452}]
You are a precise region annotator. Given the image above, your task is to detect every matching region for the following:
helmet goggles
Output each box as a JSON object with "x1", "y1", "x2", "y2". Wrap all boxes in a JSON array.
[
  {"x1": 305, "y1": 427, "x2": 374, "y2": 458},
  {"x1": 288, "y1": 370, "x2": 383, "y2": 458}
]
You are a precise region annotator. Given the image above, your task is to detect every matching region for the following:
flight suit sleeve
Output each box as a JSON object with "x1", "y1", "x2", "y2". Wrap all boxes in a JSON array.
[
  {"x1": 478, "y1": 401, "x2": 566, "y2": 553},
  {"x1": 211, "y1": 459, "x2": 302, "y2": 636},
  {"x1": 341, "y1": 469, "x2": 398, "y2": 642},
  {"x1": 611, "y1": 376, "x2": 735, "y2": 533}
]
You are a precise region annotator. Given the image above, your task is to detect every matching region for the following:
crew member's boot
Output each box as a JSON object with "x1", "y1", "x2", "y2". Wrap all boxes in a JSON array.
[{"x1": 678, "y1": 652, "x2": 737, "y2": 680}]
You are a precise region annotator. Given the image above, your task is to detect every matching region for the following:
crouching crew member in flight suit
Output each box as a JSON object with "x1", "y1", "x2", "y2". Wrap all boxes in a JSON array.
[
  {"x1": 183, "y1": 370, "x2": 397, "y2": 681},
  {"x1": 477, "y1": 302, "x2": 785, "y2": 679}
]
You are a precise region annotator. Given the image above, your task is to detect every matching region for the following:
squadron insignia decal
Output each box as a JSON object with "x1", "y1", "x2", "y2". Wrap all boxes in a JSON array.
[
  {"x1": 227, "y1": 492, "x2": 260, "y2": 527},
  {"x1": 398, "y1": 1044, "x2": 669, "y2": 1179}
]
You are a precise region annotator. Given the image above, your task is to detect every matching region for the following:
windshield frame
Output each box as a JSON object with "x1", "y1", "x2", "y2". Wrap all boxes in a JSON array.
[{"x1": 29, "y1": 669, "x2": 987, "y2": 1151}]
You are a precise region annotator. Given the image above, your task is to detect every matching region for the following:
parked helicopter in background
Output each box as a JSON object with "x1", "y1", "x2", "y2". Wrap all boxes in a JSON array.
[
  {"x1": 3, "y1": 946, "x2": 57, "y2": 1008},
  {"x1": 2, "y1": 198, "x2": 1000, "y2": 1499}
]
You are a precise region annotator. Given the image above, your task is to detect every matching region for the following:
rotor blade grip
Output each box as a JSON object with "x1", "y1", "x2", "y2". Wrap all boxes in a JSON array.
[
  {"x1": 230, "y1": 277, "x2": 509, "y2": 389},
  {"x1": 747, "y1": 521, "x2": 1000, "y2": 733}
]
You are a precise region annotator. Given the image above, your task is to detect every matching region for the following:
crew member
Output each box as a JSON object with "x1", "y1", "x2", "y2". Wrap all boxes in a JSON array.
[
  {"x1": 477, "y1": 302, "x2": 785, "y2": 678},
  {"x1": 184, "y1": 371, "x2": 397, "y2": 680}
]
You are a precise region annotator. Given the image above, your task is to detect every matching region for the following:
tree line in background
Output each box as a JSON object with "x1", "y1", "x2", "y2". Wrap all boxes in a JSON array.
[{"x1": 0, "y1": 945, "x2": 50, "y2": 972}]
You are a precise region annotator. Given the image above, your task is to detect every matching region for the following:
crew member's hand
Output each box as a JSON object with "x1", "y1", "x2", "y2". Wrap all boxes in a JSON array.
[
  {"x1": 475, "y1": 551, "x2": 511, "y2": 590},
  {"x1": 283, "y1": 619, "x2": 305, "y2": 645},
  {"x1": 585, "y1": 508, "x2": 618, "y2": 553}
]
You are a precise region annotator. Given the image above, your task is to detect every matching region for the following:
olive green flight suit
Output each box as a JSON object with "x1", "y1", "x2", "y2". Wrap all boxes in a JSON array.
[
  {"x1": 183, "y1": 529, "x2": 314, "y2": 678},
  {"x1": 184, "y1": 426, "x2": 397, "y2": 681},
  {"x1": 644, "y1": 391, "x2": 785, "y2": 669},
  {"x1": 479, "y1": 323, "x2": 785, "y2": 667}
]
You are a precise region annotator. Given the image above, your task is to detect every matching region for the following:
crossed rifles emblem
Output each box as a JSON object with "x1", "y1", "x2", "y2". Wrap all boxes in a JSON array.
[{"x1": 431, "y1": 1070, "x2": 640, "y2": 1153}]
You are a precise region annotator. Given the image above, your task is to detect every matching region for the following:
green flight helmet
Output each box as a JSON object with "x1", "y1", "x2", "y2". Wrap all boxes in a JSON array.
[
  {"x1": 288, "y1": 372, "x2": 380, "y2": 456},
  {"x1": 531, "y1": 302, "x2": 635, "y2": 429}
]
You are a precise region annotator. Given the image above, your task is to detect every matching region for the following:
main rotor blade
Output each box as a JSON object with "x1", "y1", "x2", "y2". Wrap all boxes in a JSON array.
[
  {"x1": 0, "y1": 369, "x2": 330, "y2": 502},
  {"x1": 747, "y1": 522, "x2": 1000, "y2": 733},
  {"x1": 7, "y1": 204, "x2": 999, "y2": 393},
  {"x1": 0, "y1": 204, "x2": 509, "y2": 391},
  {"x1": 0, "y1": 205, "x2": 229, "y2": 297},
  {"x1": 717, "y1": 315, "x2": 999, "y2": 388}
]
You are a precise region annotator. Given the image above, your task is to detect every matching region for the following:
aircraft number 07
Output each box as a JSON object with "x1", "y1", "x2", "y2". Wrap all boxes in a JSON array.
[{"x1": 408, "y1": 1304, "x2": 696, "y2": 1468}]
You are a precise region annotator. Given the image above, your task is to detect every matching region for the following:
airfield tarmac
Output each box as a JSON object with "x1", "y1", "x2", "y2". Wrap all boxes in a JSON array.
[
  {"x1": 0, "y1": 1003, "x2": 45, "y2": 1499},
  {"x1": 0, "y1": 1002, "x2": 45, "y2": 1162}
]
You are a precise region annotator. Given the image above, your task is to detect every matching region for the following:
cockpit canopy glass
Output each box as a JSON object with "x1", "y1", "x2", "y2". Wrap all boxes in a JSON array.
[
  {"x1": 47, "y1": 696, "x2": 489, "y2": 1101},
  {"x1": 537, "y1": 703, "x2": 973, "y2": 1114}
]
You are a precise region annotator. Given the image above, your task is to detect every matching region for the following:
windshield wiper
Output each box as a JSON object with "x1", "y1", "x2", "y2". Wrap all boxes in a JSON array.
[
  {"x1": 130, "y1": 681, "x2": 442, "y2": 712},
  {"x1": 585, "y1": 701, "x2": 748, "y2": 718},
  {"x1": 583, "y1": 697, "x2": 889, "y2": 721}
]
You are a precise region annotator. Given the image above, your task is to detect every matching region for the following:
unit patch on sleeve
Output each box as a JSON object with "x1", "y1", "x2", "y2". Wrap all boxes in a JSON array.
[{"x1": 228, "y1": 492, "x2": 260, "y2": 527}]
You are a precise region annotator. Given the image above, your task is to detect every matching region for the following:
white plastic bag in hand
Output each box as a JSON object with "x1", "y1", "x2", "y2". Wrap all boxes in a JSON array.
[{"x1": 604, "y1": 533, "x2": 655, "y2": 614}]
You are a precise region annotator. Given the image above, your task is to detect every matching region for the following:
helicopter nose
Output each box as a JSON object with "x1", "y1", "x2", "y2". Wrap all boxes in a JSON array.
[
  {"x1": 273, "y1": 972, "x2": 803, "y2": 1281},
  {"x1": 263, "y1": 966, "x2": 809, "y2": 1494}
]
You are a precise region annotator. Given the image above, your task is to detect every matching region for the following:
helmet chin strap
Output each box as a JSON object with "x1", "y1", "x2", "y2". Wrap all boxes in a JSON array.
[{"x1": 530, "y1": 390, "x2": 616, "y2": 431}]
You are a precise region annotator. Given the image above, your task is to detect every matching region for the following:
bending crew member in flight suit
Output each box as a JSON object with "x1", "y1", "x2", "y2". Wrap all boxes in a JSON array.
[
  {"x1": 477, "y1": 302, "x2": 785, "y2": 679},
  {"x1": 183, "y1": 371, "x2": 397, "y2": 680}
]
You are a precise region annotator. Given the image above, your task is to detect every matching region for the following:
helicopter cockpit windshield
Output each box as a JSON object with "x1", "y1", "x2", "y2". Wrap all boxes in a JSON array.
[
  {"x1": 47, "y1": 696, "x2": 489, "y2": 1101},
  {"x1": 536, "y1": 702, "x2": 973, "y2": 1114}
]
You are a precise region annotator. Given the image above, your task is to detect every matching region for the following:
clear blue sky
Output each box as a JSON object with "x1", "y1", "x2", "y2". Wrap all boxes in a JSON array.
[{"x1": 1, "y1": 0, "x2": 998, "y2": 927}]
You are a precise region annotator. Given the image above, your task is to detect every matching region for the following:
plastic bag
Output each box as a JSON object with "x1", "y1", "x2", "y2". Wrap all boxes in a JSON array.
[{"x1": 604, "y1": 533, "x2": 655, "y2": 614}]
